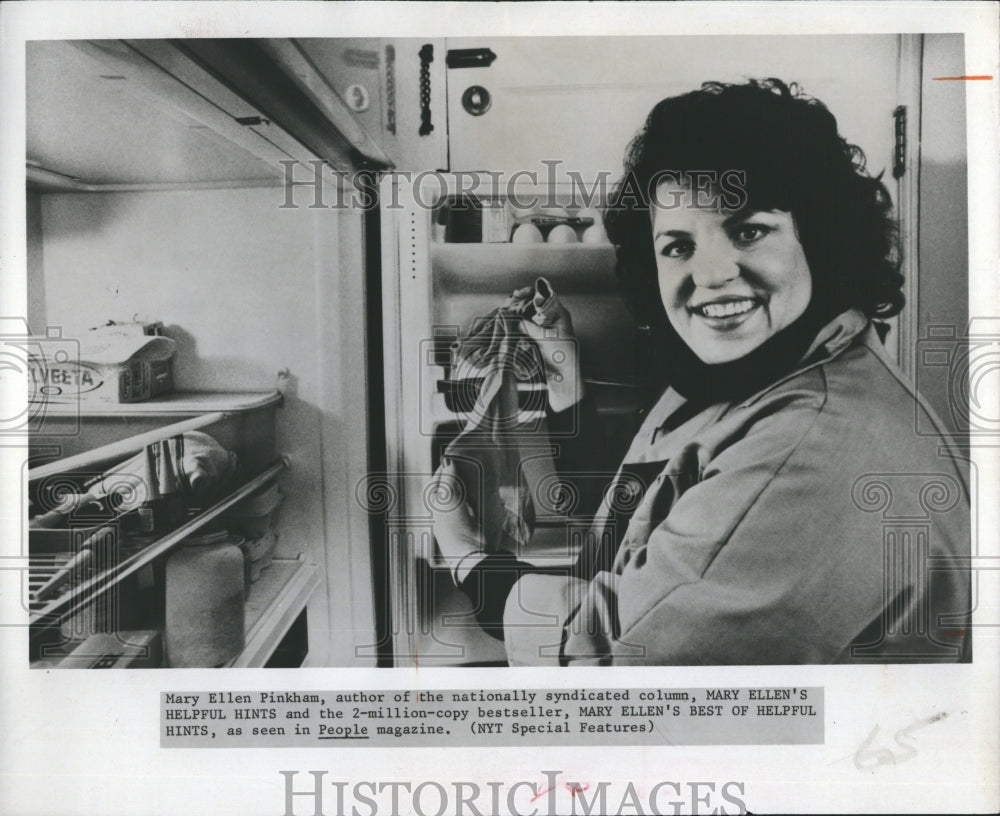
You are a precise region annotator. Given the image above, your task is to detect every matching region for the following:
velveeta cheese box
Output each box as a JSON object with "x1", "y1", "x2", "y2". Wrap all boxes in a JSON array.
[{"x1": 29, "y1": 334, "x2": 176, "y2": 405}]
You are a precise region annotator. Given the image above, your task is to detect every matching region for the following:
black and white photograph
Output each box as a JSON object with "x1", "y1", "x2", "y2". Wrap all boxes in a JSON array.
[{"x1": 2, "y1": 2, "x2": 998, "y2": 815}]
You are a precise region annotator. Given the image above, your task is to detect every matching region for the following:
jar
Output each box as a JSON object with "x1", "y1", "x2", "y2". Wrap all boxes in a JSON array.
[{"x1": 164, "y1": 531, "x2": 245, "y2": 667}]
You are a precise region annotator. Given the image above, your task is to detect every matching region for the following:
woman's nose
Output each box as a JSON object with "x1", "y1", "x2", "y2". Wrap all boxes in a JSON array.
[{"x1": 690, "y1": 243, "x2": 740, "y2": 289}]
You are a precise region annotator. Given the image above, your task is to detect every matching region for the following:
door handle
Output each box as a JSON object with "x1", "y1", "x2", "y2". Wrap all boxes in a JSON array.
[{"x1": 419, "y1": 44, "x2": 434, "y2": 136}]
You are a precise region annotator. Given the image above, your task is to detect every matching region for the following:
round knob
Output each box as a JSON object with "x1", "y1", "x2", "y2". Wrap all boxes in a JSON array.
[{"x1": 461, "y1": 85, "x2": 492, "y2": 116}]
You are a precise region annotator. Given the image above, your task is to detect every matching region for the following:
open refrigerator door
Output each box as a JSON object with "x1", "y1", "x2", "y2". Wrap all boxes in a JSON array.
[{"x1": 379, "y1": 173, "x2": 653, "y2": 666}]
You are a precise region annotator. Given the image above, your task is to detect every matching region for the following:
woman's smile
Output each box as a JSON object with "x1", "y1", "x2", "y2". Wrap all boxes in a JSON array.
[
  {"x1": 688, "y1": 295, "x2": 761, "y2": 321},
  {"x1": 652, "y1": 182, "x2": 813, "y2": 364}
]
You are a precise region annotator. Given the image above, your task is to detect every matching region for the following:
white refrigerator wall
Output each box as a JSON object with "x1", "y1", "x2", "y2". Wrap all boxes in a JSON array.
[
  {"x1": 446, "y1": 34, "x2": 901, "y2": 186},
  {"x1": 26, "y1": 186, "x2": 377, "y2": 667},
  {"x1": 917, "y1": 35, "x2": 970, "y2": 435}
]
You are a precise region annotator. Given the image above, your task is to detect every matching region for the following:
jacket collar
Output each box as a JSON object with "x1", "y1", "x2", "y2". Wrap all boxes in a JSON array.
[
  {"x1": 643, "y1": 308, "x2": 872, "y2": 437},
  {"x1": 737, "y1": 307, "x2": 871, "y2": 408},
  {"x1": 802, "y1": 307, "x2": 870, "y2": 362}
]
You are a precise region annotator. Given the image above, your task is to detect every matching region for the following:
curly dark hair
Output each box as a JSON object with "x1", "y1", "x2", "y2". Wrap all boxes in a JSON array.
[{"x1": 605, "y1": 78, "x2": 903, "y2": 336}]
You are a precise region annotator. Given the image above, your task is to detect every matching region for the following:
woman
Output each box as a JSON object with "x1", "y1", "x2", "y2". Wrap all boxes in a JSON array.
[{"x1": 432, "y1": 79, "x2": 971, "y2": 665}]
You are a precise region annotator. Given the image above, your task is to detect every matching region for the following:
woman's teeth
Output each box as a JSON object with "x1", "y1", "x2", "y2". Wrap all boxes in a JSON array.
[{"x1": 695, "y1": 299, "x2": 756, "y2": 318}]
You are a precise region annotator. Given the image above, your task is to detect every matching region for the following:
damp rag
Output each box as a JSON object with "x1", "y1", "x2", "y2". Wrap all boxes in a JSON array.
[
  {"x1": 442, "y1": 278, "x2": 564, "y2": 553},
  {"x1": 30, "y1": 431, "x2": 238, "y2": 527},
  {"x1": 90, "y1": 430, "x2": 238, "y2": 509}
]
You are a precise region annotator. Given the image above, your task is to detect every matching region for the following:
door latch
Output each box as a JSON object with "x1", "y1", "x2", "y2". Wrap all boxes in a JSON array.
[
  {"x1": 446, "y1": 48, "x2": 497, "y2": 69},
  {"x1": 893, "y1": 105, "x2": 907, "y2": 179}
]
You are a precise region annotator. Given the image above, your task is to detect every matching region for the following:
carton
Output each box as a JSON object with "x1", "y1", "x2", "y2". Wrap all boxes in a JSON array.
[{"x1": 30, "y1": 334, "x2": 176, "y2": 405}]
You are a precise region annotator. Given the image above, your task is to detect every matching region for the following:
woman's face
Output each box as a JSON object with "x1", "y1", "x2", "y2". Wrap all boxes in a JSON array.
[{"x1": 651, "y1": 182, "x2": 813, "y2": 364}]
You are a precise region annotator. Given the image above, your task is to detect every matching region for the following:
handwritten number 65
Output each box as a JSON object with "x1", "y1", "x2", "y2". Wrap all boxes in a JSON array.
[{"x1": 854, "y1": 713, "x2": 947, "y2": 771}]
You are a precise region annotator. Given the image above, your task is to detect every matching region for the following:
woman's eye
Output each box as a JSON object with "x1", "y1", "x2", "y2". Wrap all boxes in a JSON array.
[
  {"x1": 661, "y1": 240, "x2": 693, "y2": 258},
  {"x1": 733, "y1": 224, "x2": 770, "y2": 245}
]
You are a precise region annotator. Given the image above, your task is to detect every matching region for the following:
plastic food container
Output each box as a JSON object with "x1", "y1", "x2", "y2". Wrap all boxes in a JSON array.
[
  {"x1": 227, "y1": 484, "x2": 284, "y2": 539},
  {"x1": 164, "y1": 530, "x2": 245, "y2": 667}
]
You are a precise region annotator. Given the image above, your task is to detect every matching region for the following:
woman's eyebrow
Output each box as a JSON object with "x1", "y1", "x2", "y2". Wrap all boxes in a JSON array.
[
  {"x1": 721, "y1": 208, "x2": 784, "y2": 228},
  {"x1": 653, "y1": 209, "x2": 780, "y2": 240},
  {"x1": 653, "y1": 228, "x2": 692, "y2": 240},
  {"x1": 720, "y1": 209, "x2": 758, "y2": 228}
]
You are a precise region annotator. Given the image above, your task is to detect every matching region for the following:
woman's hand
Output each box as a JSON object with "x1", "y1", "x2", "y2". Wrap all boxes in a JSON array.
[
  {"x1": 512, "y1": 279, "x2": 584, "y2": 412},
  {"x1": 429, "y1": 459, "x2": 488, "y2": 583}
]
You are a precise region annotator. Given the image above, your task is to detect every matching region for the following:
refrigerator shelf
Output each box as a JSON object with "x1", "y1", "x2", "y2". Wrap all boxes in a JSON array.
[{"x1": 431, "y1": 243, "x2": 617, "y2": 294}]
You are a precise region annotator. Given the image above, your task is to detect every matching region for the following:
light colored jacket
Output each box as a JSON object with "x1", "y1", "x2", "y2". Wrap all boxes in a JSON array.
[{"x1": 501, "y1": 311, "x2": 971, "y2": 665}]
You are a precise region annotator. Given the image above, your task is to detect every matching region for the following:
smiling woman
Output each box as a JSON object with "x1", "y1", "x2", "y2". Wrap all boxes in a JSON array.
[
  {"x1": 430, "y1": 78, "x2": 971, "y2": 666},
  {"x1": 605, "y1": 78, "x2": 907, "y2": 406},
  {"x1": 651, "y1": 190, "x2": 813, "y2": 364}
]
